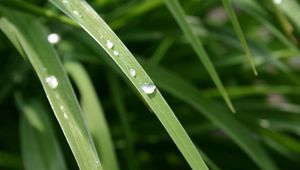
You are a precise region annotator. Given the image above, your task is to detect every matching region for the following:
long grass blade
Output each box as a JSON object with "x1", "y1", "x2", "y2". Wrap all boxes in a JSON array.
[
  {"x1": 222, "y1": 0, "x2": 257, "y2": 75},
  {"x1": 65, "y1": 61, "x2": 119, "y2": 170},
  {"x1": 49, "y1": 0, "x2": 208, "y2": 169},
  {"x1": 16, "y1": 93, "x2": 67, "y2": 170},
  {"x1": 0, "y1": 8, "x2": 102, "y2": 169},
  {"x1": 162, "y1": 0, "x2": 235, "y2": 112},
  {"x1": 142, "y1": 62, "x2": 278, "y2": 170}
]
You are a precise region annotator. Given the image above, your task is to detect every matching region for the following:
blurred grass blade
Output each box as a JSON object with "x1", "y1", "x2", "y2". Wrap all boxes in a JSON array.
[
  {"x1": 65, "y1": 61, "x2": 119, "y2": 170},
  {"x1": 49, "y1": 0, "x2": 208, "y2": 169},
  {"x1": 16, "y1": 94, "x2": 67, "y2": 170},
  {"x1": 0, "y1": 8, "x2": 102, "y2": 169},
  {"x1": 108, "y1": 75, "x2": 138, "y2": 170},
  {"x1": 276, "y1": 0, "x2": 300, "y2": 31},
  {"x1": 222, "y1": 0, "x2": 257, "y2": 75},
  {"x1": 0, "y1": 151, "x2": 22, "y2": 169},
  {"x1": 163, "y1": 0, "x2": 235, "y2": 112},
  {"x1": 142, "y1": 62, "x2": 278, "y2": 170}
]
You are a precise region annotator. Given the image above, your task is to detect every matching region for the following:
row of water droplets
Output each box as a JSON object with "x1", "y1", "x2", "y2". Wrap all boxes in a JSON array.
[
  {"x1": 105, "y1": 36, "x2": 156, "y2": 95},
  {"x1": 60, "y1": 0, "x2": 156, "y2": 95}
]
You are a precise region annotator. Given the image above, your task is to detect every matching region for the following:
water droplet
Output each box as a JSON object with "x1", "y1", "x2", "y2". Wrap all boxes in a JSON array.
[
  {"x1": 64, "y1": 112, "x2": 68, "y2": 119},
  {"x1": 60, "y1": 106, "x2": 64, "y2": 110},
  {"x1": 141, "y1": 83, "x2": 156, "y2": 94},
  {"x1": 73, "y1": 10, "x2": 83, "y2": 18},
  {"x1": 113, "y1": 50, "x2": 119, "y2": 56},
  {"x1": 129, "y1": 68, "x2": 136, "y2": 77},
  {"x1": 62, "y1": 0, "x2": 68, "y2": 4},
  {"x1": 100, "y1": 35, "x2": 103, "y2": 39},
  {"x1": 45, "y1": 75, "x2": 58, "y2": 89},
  {"x1": 47, "y1": 33, "x2": 60, "y2": 44},
  {"x1": 106, "y1": 40, "x2": 114, "y2": 49},
  {"x1": 96, "y1": 160, "x2": 101, "y2": 167},
  {"x1": 273, "y1": 0, "x2": 282, "y2": 5}
]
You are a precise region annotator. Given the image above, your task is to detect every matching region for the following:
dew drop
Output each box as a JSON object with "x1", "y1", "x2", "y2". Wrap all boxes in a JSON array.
[
  {"x1": 129, "y1": 68, "x2": 136, "y2": 77},
  {"x1": 45, "y1": 75, "x2": 58, "y2": 89},
  {"x1": 141, "y1": 83, "x2": 156, "y2": 94},
  {"x1": 73, "y1": 10, "x2": 83, "y2": 18},
  {"x1": 64, "y1": 112, "x2": 68, "y2": 119},
  {"x1": 96, "y1": 160, "x2": 101, "y2": 167},
  {"x1": 106, "y1": 40, "x2": 114, "y2": 49},
  {"x1": 62, "y1": 0, "x2": 68, "y2": 4},
  {"x1": 60, "y1": 106, "x2": 64, "y2": 110},
  {"x1": 113, "y1": 50, "x2": 119, "y2": 56},
  {"x1": 273, "y1": 0, "x2": 282, "y2": 5},
  {"x1": 47, "y1": 33, "x2": 60, "y2": 44},
  {"x1": 100, "y1": 35, "x2": 103, "y2": 39}
]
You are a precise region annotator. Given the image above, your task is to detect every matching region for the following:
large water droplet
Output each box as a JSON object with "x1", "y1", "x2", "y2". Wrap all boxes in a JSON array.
[
  {"x1": 106, "y1": 40, "x2": 114, "y2": 49},
  {"x1": 113, "y1": 50, "x2": 119, "y2": 56},
  {"x1": 45, "y1": 75, "x2": 58, "y2": 89},
  {"x1": 129, "y1": 68, "x2": 136, "y2": 77},
  {"x1": 141, "y1": 83, "x2": 156, "y2": 94},
  {"x1": 73, "y1": 10, "x2": 83, "y2": 18},
  {"x1": 273, "y1": 0, "x2": 283, "y2": 5}
]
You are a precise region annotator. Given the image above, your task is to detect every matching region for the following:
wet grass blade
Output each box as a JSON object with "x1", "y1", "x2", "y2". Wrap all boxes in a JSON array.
[
  {"x1": 0, "y1": 8, "x2": 101, "y2": 169},
  {"x1": 49, "y1": 0, "x2": 208, "y2": 169},
  {"x1": 163, "y1": 0, "x2": 235, "y2": 112},
  {"x1": 65, "y1": 61, "x2": 119, "y2": 170},
  {"x1": 222, "y1": 0, "x2": 257, "y2": 75},
  {"x1": 16, "y1": 93, "x2": 67, "y2": 170}
]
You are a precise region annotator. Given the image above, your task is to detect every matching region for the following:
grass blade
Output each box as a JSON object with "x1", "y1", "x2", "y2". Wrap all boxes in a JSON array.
[
  {"x1": 49, "y1": 0, "x2": 208, "y2": 169},
  {"x1": 142, "y1": 62, "x2": 278, "y2": 170},
  {"x1": 16, "y1": 94, "x2": 67, "y2": 170},
  {"x1": 222, "y1": 0, "x2": 257, "y2": 75},
  {"x1": 65, "y1": 61, "x2": 119, "y2": 170},
  {"x1": 0, "y1": 8, "x2": 101, "y2": 169},
  {"x1": 163, "y1": 0, "x2": 235, "y2": 112}
]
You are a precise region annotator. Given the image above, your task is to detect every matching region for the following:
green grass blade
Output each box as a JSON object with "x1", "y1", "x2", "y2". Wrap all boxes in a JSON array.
[
  {"x1": 0, "y1": 8, "x2": 101, "y2": 169},
  {"x1": 222, "y1": 0, "x2": 257, "y2": 75},
  {"x1": 49, "y1": 0, "x2": 208, "y2": 169},
  {"x1": 0, "y1": 151, "x2": 22, "y2": 169},
  {"x1": 16, "y1": 94, "x2": 67, "y2": 170},
  {"x1": 142, "y1": 62, "x2": 278, "y2": 170},
  {"x1": 108, "y1": 75, "x2": 138, "y2": 170},
  {"x1": 163, "y1": 0, "x2": 235, "y2": 112},
  {"x1": 65, "y1": 61, "x2": 119, "y2": 170},
  {"x1": 276, "y1": 0, "x2": 300, "y2": 31}
]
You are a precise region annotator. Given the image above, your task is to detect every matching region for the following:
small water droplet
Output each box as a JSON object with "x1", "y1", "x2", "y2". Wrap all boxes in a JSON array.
[
  {"x1": 106, "y1": 40, "x2": 114, "y2": 49},
  {"x1": 141, "y1": 83, "x2": 156, "y2": 94},
  {"x1": 62, "y1": 0, "x2": 68, "y2": 4},
  {"x1": 73, "y1": 10, "x2": 83, "y2": 18},
  {"x1": 113, "y1": 50, "x2": 119, "y2": 56},
  {"x1": 47, "y1": 33, "x2": 60, "y2": 44},
  {"x1": 100, "y1": 35, "x2": 103, "y2": 39},
  {"x1": 64, "y1": 112, "x2": 68, "y2": 119},
  {"x1": 129, "y1": 68, "x2": 136, "y2": 77},
  {"x1": 96, "y1": 160, "x2": 101, "y2": 167},
  {"x1": 273, "y1": 0, "x2": 282, "y2": 5},
  {"x1": 60, "y1": 106, "x2": 64, "y2": 110},
  {"x1": 45, "y1": 75, "x2": 58, "y2": 89}
]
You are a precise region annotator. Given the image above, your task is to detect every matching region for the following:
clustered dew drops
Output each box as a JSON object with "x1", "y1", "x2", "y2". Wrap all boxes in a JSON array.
[
  {"x1": 141, "y1": 83, "x2": 156, "y2": 94},
  {"x1": 45, "y1": 75, "x2": 58, "y2": 89},
  {"x1": 73, "y1": 10, "x2": 83, "y2": 18}
]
